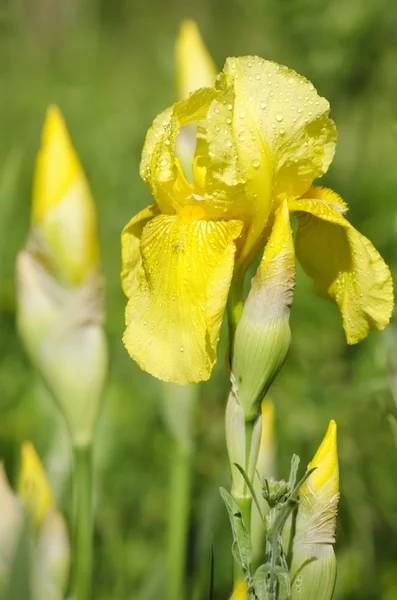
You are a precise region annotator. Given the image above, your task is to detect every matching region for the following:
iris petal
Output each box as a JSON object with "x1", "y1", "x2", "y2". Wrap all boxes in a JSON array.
[
  {"x1": 289, "y1": 187, "x2": 393, "y2": 344},
  {"x1": 122, "y1": 210, "x2": 243, "y2": 383}
]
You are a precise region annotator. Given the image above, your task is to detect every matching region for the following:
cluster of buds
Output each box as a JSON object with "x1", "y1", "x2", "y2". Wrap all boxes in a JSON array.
[
  {"x1": 225, "y1": 421, "x2": 339, "y2": 600},
  {"x1": 0, "y1": 443, "x2": 70, "y2": 599},
  {"x1": 16, "y1": 106, "x2": 107, "y2": 447}
]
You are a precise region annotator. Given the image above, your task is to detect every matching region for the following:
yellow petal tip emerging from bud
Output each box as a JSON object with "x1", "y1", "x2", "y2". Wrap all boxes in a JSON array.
[
  {"x1": 33, "y1": 105, "x2": 81, "y2": 224},
  {"x1": 18, "y1": 442, "x2": 54, "y2": 530},
  {"x1": 231, "y1": 579, "x2": 248, "y2": 600},
  {"x1": 308, "y1": 420, "x2": 339, "y2": 496},
  {"x1": 260, "y1": 399, "x2": 275, "y2": 452},
  {"x1": 31, "y1": 105, "x2": 99, "y2": 286},
  {"x1": 176, "y1": 20, "x2": 217, "y2": 100}
]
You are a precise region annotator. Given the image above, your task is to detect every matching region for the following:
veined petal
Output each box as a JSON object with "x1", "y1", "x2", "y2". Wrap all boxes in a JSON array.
[
  {"x1": 289, "y1": 187, "x2": 393, "y2": 343},
  {"x1": 122, "y1": 211, "x2": 243, "y2": 383},
  {"x1": 32, "y1": 105, "x2": 99, "y2": 286},
  {"x1": 176, "y1": 20, "x2": 217, "y2": 100},
  {"x1": 121, "y1": 204, "x2": 159, "y2": 296}
]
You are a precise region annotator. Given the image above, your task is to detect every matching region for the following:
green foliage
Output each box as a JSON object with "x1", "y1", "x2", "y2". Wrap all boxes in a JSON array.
[
  {"x1": 0, "y1": 0, "x2": 397, "y2": 598},
  {"x1": 219, "y1": 488, "x2": 252, "y2": 579}
]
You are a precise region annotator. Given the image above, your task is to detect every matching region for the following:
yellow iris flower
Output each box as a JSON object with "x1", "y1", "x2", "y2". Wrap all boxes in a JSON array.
[{"x1": 122, "y1": 56, "x2": 393, "y2": 384}]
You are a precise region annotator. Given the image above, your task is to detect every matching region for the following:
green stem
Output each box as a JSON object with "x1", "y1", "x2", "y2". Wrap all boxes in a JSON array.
[
  {"x1": 72, "y1": 444, "x2": 94, "y2": 600},
  {"x1": 163, "y1": 384, "x2": 198, "y2": 600},
  {"x1": 231, "y1": 418, "x2": 256, "y2": 586},
  {"x1": 167, "y1": 439, "x2": 192, "y2": 600}
]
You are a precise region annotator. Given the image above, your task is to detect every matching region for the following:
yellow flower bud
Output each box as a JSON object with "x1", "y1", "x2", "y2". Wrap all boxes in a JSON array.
[
  {"x1": 18, "y1": 442, "x2": 54, "y2": 530},
  {"x1": 285, "y1": 421, "x2": 340, "y2": 600},
  {"x1": 17, "y1": 107, "x2": 107, "y2": 445},
  {"x1": 230, "y1": 579, "x2": 248, "y2": 599},
  {"x1": 175, "y1": 20, "x2": 217, "y2": 100},
  {"x1": 231, "y1": 201, "x2": 295, "y2": 421},
  {"x1": 306, "y1": 419, "x2": 339, "y2": 498},
  {"x1": 32, "y1": 105, "x2": 99, "y2": 287}
]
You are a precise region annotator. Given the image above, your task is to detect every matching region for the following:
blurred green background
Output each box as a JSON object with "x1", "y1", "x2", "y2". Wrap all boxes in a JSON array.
[{"x1": 1, "y1": 0, "x2": 397, "y2": 598}]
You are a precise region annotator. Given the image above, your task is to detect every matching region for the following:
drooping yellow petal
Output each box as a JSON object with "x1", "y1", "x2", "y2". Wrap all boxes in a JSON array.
[
  {"x1": 122, "y1": 209, "x2": 243, "y2": 383},
  {"x1": 32, "y1": 105, "x2": 99, "y2": 286},
  {"x1": 18, "y1": 442, "x2": 54, "y2": 529},
  {"x1": 176, "y1": 20, "x2": 217, "y2": 100},
  {"x1": 289, "y1": 187, "x2": 393, "y2": 344}
]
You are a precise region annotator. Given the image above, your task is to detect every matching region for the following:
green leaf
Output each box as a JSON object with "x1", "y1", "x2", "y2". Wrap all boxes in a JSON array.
[
  {"x1": 219, "y1": 487, "x2": 252, "y2": 576},
  {"x1": 234, "y1": 463, "x2": 267, "y2": 530},
  {"x1": 253, "y1": 564, "x2": 290, "y2": 600}
]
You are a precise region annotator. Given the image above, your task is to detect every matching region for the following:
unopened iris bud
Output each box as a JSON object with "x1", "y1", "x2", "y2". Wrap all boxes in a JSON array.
[
  {"x1": 0, "y1": 444, "x2": 70, "y2": 599},
  {"x1": 18, "y1": 442, "x2": 54, "y2": 530},
  {"x1": 17, "y1": 106, "x2": 107, "y2": 446},
  {"x1": 32, "y1": 105, "x2": 99, "y2": 287},
  {"x1": 231, "y1": 201, "x2": 295, "y2": 421},
  {"x1": 286, "y1": 420, "x2": 339, "y2": 600},
  {"x1": 230, "y1": 579, "x2": 248, "y2": 599},
  {"x1": 175, "y1": 20, "x2": 217, "y2": 101}
]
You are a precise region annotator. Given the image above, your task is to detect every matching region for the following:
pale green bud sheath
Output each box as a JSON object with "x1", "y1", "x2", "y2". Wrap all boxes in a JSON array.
[
  {"x1": 231, "y1": 200, "x2": 295, "y2": 422},
  {"x1": 285, "y1": 421, "x2": 340, "y2": 600}
]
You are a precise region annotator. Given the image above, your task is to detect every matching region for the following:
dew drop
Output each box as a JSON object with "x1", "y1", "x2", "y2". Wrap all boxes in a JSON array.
[
  {"x1": 275, "y1": 113, "x2": 283, "y2": 122},
  {"x1": 260, "y1": 101, "x2": 267, "y2": 110}
]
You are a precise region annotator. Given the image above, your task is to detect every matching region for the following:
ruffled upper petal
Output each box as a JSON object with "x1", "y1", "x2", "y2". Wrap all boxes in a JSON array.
[
  {"x1": 122, "y1": 208, "x2": 243, "y2": 383},
  {"x1": 197, "y1": 56, "x2": 336, "y2": 269},
  {"x1": 289, "y1": 187, "x2": 393, "y2": 344},
  {"x1": 140, "y1": 88, "x2": 219, "y2": 214}
]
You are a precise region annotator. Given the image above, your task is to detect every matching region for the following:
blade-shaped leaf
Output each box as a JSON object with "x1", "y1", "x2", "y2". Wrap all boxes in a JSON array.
[
  {"x1": 253, "y1": 564, "x2": 290, "y2": 600},
  {"x1": 219, "y1": 488, "x2": 252, "y2": 576}
]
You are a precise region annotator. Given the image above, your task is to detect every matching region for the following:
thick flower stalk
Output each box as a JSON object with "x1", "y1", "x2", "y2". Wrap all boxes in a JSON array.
[
  {"x1": 17, "y1": 106, "x2": 107, "y2": 600},
  {"x1": 0, "y1": 443, "x2": 70, "y2": 599},
  {"x1": 121, "y1": 56, "x2": 393, "y2": 386}
]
